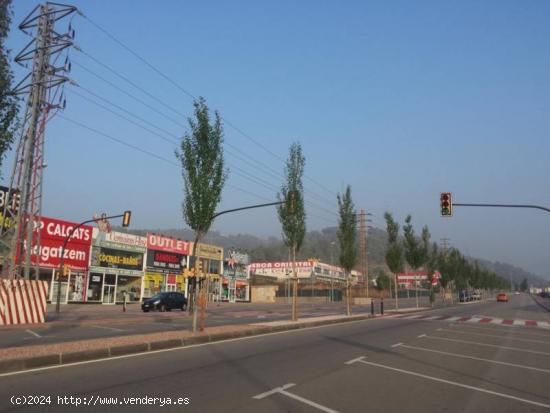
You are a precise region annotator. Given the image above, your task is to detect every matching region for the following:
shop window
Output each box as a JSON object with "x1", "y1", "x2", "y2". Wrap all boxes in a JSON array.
[
  {"x1": 208, "y1": 260, "x2": 220, "y2": 274},
  {"x1": 87, "y1": 273, "x2": 103, "y2": 301},
  {"x1": 68, "y1": 271, "x2": 86, "y2": 302},
  {"x1": 116, "y1": 275, "x2": 142, "y2": 302},
  {"x1": 105, "y1": 273, "x2": 116, "y2": 285}
]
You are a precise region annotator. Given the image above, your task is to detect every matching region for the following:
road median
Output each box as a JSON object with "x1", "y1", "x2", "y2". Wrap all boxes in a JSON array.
[{"x1": 0, "y1": 311, "x2": 420, "y2": 374}]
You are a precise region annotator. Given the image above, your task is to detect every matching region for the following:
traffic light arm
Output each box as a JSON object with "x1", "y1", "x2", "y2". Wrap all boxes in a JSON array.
[
  {"x1": 454, "y1": 203, "x2": 550, "y2": 214},
  {"x1": 211, "y1": 201, "x2": 284, "y2": 220}
]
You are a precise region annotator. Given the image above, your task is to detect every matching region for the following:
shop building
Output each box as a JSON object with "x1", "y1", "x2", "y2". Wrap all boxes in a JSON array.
[
  {"x1": 31, "y1": 216, "x2": 93, "y2": 304},
  {"x1": 143, "y1": 233, "x2": 190, "y2": 298},
  {"x1": 189, "y1": 242, "x2": 224, "y2": 301},
  {"x1": 222, "y1": 250, "x2": 250, "y2": 302},
  {"x1": 87, "y1": 229, "x2": 146, "y2": 304}
]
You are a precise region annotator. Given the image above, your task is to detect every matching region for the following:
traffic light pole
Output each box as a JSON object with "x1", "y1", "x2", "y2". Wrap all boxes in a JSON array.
[
  {"x1": 453, "y1": 203, "x2": 550, "y2": 213},
  {"x1": 55, "y1": 212, "x2": 131, "y2": 314},
  {"x1": 194, "y1": 201, "x2": 285, "y2": 332}
]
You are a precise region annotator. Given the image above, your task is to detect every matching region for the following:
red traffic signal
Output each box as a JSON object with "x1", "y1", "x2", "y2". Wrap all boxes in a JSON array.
[{"x1": 440, "y1": 192, "x2": 453, "y2": 217}]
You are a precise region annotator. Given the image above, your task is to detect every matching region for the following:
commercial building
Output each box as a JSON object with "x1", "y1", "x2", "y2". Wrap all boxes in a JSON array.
[
  {"x1": 87, "y1": 229, "x2": 146, "y2": 304},
  {"x1": 221, "y1": 250, "x2": 250, "y2": 302},
  {"x1": 143, "y1": 233, "x2": 190, "y2": 298},
  {"x1": 190, "y1": 242, "x2": 224, "y2": 301}
]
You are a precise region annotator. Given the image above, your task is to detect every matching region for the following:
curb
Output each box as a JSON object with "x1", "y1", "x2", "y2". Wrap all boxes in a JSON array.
[
  {"x1": 0, "y1": 314, "x2": 375, "y2": 374},
  {"x1": 531, "y1": 295, "x2": 550, "y2": 312}
]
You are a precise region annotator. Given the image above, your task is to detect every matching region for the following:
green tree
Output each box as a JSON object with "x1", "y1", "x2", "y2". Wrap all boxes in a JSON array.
[
  {"x1": 277, "y1": 142, "x2": 306, "y2": 321},
  {"x1": 176, "y1": 97, "x2": 227, "y2": 331},
  {"x1": 403, "y1": 215, "x2": 430, "y2": 308},
  {"x1": 520, "y1": 278, "x2": 528, "y2": 292},
  {"x1": 337, "y1": 185, "x2": 357, "y2": 316},
  {"x1": 384, "y1": 212, "x2": 403, "y2": 309},
  {"x1": 375, "y1": 272, "x2": 391, "y2": 293},
  {"x1": 0, "y1": 0, "x2": 18, "y2": 174}
]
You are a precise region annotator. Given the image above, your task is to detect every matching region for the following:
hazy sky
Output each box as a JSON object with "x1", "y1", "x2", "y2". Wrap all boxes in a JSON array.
[{"x1": 4, "y1": 1, "x2": 550, "y2": 277}]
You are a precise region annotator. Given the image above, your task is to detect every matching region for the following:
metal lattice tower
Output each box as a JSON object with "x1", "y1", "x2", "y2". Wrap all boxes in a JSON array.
[
  {"x1": 0, "y1": 3, "x2": 77, "y2": 279},
  {"x1": 358, "y1": 209, "x2": 368, "y2": 297}
]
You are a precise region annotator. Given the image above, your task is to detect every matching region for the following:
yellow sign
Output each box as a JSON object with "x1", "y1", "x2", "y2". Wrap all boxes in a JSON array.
[{"x1": 193, "y1": 243, "x2": 223, "y2": 261}]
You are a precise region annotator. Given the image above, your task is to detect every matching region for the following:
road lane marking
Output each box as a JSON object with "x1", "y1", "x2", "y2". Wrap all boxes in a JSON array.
[
  {"x1": 346, "y1": 356, "x2": 550, "y2": 408},
  {"x1": 489, "y1": 318, "x2": 504, "y2": 325},
  {"x1": 464, "y1": 317, "x2": 483, "y2": 323},
  {"x1": 90, "y1": 325, "x2": 126, "y2": 332},
  {"x1": 0, "y1": 315, "x2": 386, "y2": 377},
  {"x1": 25, "y1": 329, "x2": 41, "y2": 338},
  {"x1": 420, "y1": 334, "x2": 550, "y2": 356},
  {"x1": 417, "y1": 334, "x2": 426, "y2": 338},
  {"x1": 345, "y1": 356, "x2": 368, "y2": 365},
  {"x1": 446, "y1": 316, "x2": 461, "y2": 322},
  {"x1": 440, "y1": 328, "x2": 550, "y2": 345},
  {"x1": 449, "y1": 323, "x2": 550, "y2": 339},
  {"x1": 346, "y1": 357, "x2": 550, "y2": 409},
  {"x1": 436, "y1": 328, "x2": 443, "y2": 331},
  {"x1": 253, "y1": 383, "x2": 339, "y2": 413},
  {"x1": 253, "y1": 383, "x2": 296, "y2": 399},
  {"x1": 390, "y1": 343, "x2": 403, "y2": 348},
  {"x1": 396, "y1": 344, "x2": 550, "y2": 374}
]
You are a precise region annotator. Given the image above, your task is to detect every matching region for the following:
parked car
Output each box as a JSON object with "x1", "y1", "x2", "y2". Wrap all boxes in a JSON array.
[
  {"x1": 141, "y1": 292, "x2": 187, "y2": 312},
  {"x1": 458, "y1": 291, "x2": 471, "y2": 302},
  {"x1": 471, "y1": 291, "x2": 481, "y2": 300},
  {"x1": 497, "y1": 293, "x2": 508, "y2": 302}
]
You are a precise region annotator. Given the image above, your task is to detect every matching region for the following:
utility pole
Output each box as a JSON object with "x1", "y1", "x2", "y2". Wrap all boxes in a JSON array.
[
  {"x1": 359, "y1": 210, "x2": 367, "y2": 297},
  {"x1": 0, "y1": 3, "x2": 77, "y2": 279},
  {"x1": 440, "y1": 238, "x2": 450, "y2": 255}
]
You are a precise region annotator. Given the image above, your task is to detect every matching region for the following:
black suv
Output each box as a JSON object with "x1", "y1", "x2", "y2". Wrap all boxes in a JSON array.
[{"x1": 142, "y1": 292, "x2": 187, "y2": 312}]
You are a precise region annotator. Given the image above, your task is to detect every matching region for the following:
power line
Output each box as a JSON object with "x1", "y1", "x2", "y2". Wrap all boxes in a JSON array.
[
  {"x1": 56, "y1": 114, "x2": 338, "y2": 223},
  {"x1": 69, "y1": 83, "x2": 338, "y2": 213},
  {"x1": 78, "y1": 12, "x2": 339, "y2": 201},
  {"x1": 74, "y1": 48, "x2": 338, "y2": 208}
]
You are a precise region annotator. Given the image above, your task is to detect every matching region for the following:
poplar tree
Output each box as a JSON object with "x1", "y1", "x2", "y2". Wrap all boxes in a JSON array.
[{"x1": 337, "y1": 185, "x2": 357, "y2": 316}]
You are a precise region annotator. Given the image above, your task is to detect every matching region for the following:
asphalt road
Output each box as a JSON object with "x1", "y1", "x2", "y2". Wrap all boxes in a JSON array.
[
  {"x1": 0, "y1": 297, "x2": 432, "y2": 349},
  {"x1": 0, "y1": 293, "x2": 549, "y2": 412}
]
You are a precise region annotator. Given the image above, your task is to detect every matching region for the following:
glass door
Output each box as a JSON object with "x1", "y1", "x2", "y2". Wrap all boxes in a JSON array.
[{"x1": 102, "y1": 285, "x2": 116, "y2": 304}]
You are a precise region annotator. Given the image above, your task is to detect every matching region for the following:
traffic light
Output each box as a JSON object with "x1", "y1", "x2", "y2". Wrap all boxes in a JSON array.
[
  {"x1": 440, "y1": 192, "x2": 453, "y2": 217},
  {"x1": 122, "y1": 210, "x2": 132, "y2": 227}
]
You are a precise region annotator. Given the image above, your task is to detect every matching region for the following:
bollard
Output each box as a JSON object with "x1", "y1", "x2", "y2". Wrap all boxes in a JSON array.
[
  {"x1": 371, "y1": 300, "x2": 374, "y2": 316},
  {"x1": 381, "y1": 298, "x2": 384, "y2": 315}
]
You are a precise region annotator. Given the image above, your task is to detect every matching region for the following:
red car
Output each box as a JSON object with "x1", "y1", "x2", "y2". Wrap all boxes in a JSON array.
[{"x1": 497, "y1": 293, "x2": 508, "y2": 302}]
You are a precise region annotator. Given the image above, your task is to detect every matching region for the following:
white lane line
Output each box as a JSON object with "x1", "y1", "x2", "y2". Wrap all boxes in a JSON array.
[
  {"x1": 253, "y1": 383, "x2": 296, "y2": 399},
  {"x1": 445, "y1": 316, "x2": 462, "y2": 322},
  {"x1": 440, "y1": 328, "x2": 550, "y2": 345},
  {"x1": 253, "y1": 383, "x2": 339, "y2": 413},
  {"x1": 464, "y1": 317, "x2": 483, "y2": 323},
  {"x1": 436, "y1": 328, "x2": 443, "y2": 331},
  {"x1": 25, "y1": 329, "x2": 42, "y2": 338},
  {"x1": 390, "y1": 343, "x2": 403, "y2": 348},
  {"x1": 345, "y1": 356, "x2": 368, "y2": 365},
  {"x1": 90, "y1": 325, "x2": 126, "y2": 332},
  {"x1": 420, "y1": 334, "x2": 550, "y2": 356},
  {"x1": 0, "y1": 315, "x2": 383, "y2": 378},
  {"x1": 397, "y1": 344, "x2": 550, "y2": 374},
  {"x1": 449, "y1": 323, "x2": 550, "y2": 339},
  {"x1": 417, "y1": 334, "x2": 426, "y2": 338},
  {"x1": 347, "y1": 357, "x2": 550, "y2": 409},
  {"x1": 424, "y1": 316, "x2": 442, "y2": 320},
  {"x1": 404, "y1": 315, "x2": 424, "y2": 320}
]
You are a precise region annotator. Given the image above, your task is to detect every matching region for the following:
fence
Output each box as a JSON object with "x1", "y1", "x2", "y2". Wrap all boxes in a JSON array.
[{"x1": 0, "y1": 279, "x2": 48, "y2": 325}]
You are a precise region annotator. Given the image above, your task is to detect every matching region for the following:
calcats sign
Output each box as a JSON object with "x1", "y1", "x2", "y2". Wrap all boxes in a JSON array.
[{"x1": 30, "y1": 216, "x2": 93, "y2": 269}]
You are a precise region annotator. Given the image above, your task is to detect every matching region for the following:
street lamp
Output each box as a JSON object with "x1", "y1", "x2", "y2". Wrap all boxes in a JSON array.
[{"x1": 330, "y1": 241, "x2": 335, "y2": 302}]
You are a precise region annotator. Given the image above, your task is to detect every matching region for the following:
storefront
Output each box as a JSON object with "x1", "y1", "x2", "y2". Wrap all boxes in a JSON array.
[
  {"x1": 189, "y1": 242, "x2": 223, "y2": 301},
  {"x1": 143, "y1": 233, "x2": 190, "y2": 299},
  {"x1": 222, "y1": 251, "x2": 250, "y2": 302},
  {"x1": 88, "y1": 229, "x2": 146, "y2": 304},
  {"x1": 29, "y1": 216, "x2": 93, "y2": 304}
]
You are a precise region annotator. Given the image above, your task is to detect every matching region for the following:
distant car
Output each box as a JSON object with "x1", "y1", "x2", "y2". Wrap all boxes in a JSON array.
[
  {"x1": 497, "y1": 293, "x2": 508, "y2": 302},
  {"x1": 142, "y1": 292, "x2": 187, "y2": 312},
  {"x1": 514, "y1": 291, "x2": 520, "y2": 295},
  {"x1": 471, "y1": 291, "x2": 481, "y2": 300}
]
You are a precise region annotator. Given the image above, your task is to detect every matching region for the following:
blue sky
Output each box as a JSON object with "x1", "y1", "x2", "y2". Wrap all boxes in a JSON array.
[{"x1": 4, "y1": 1, "x2": 550, "y2": 277}]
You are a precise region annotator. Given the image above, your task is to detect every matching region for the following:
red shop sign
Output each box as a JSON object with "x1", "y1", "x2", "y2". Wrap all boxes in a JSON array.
[
  {"x1": 30, "y1": 216, "x2": 93, "y2": 269},
  {"x1": 147, "y1": 233, "x2": 190, "y2": 255}
]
